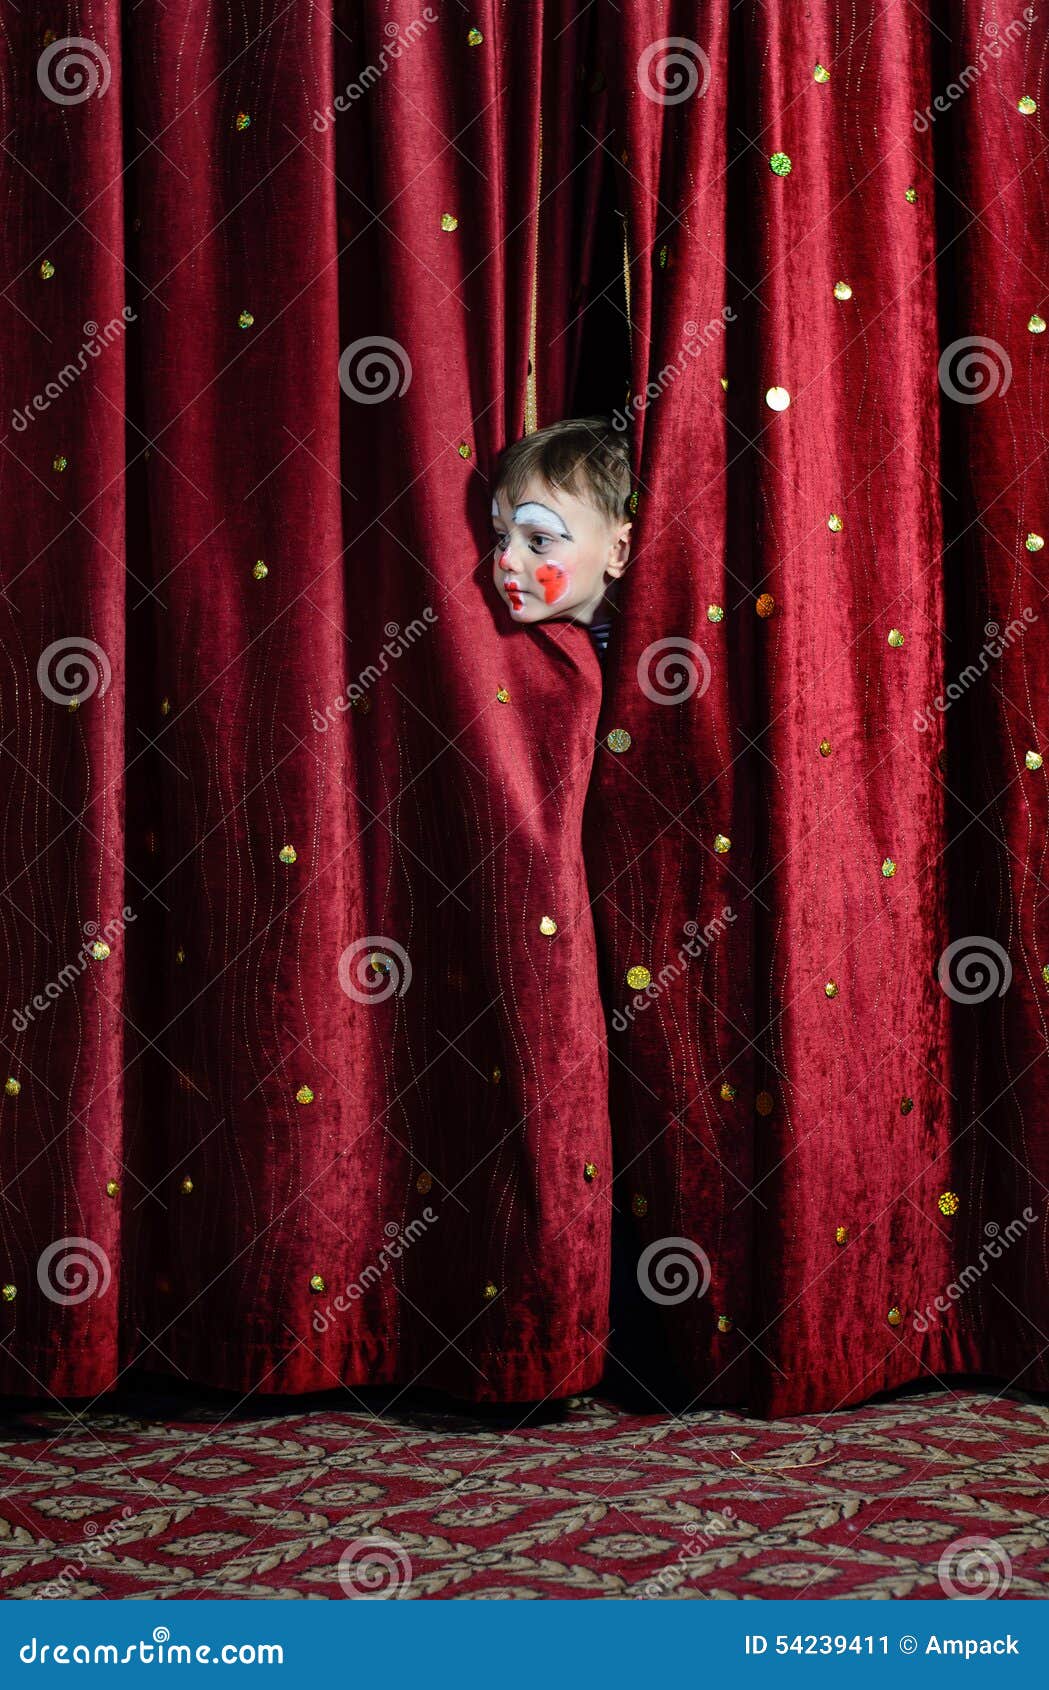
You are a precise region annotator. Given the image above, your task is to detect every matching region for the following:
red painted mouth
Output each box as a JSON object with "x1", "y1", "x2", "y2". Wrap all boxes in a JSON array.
[{"x1": 505, "y1": 581, "x2": 524, "y2": 610}]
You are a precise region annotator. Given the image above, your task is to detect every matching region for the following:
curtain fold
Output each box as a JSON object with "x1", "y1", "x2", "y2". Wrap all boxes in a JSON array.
[
  {"x1": 585, "y1": 0, "x2": 1049, "y2": 1415},
  {"x1": 938, "y1": 4, "x2": 1049, "y2": 1399},
  {"x1": 1, "y1": 1, "x2": 127, "y2": 1397},
  {"x1": 1, "y1": 1, "x2": 1047, "y2": 1418}
]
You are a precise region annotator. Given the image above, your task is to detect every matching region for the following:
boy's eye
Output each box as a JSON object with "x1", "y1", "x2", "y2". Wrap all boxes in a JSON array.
[{"x1": 528, "y1": 534, "x2": 551, "y2": 550}]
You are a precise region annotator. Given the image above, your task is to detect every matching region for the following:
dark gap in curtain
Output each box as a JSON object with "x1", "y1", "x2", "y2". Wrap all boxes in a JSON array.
[
  {"x1": 926, "y1": 3, "x2": 1041, "y2": 1338},
  {"x1": 563, "y1": 47, "x2": 700, "y2": 1403},
  {"x1": 577, "y1": 1, "x2": 762, "y2": 1411},
  {"x1": 570, "y1": 149, "x2": 632, "y2": 419},
  {"x1": 120, "y1": 10, "x2": 169, "y2": 1355},
  {"x1": 722, "y1": 0, "x2": 763, "y2": 1407},
  {"x1": 572, "y1": 138, "x2": 685, "y2": 1399},
  {"x1": 559, "y1": 13, "x2": 606, "y2": 413}
]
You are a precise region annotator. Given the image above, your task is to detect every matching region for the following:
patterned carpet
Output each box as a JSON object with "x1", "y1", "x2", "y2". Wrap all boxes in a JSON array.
[{"x1": 1, "y1": 1375, "x2": 1047, "y2": 1599}]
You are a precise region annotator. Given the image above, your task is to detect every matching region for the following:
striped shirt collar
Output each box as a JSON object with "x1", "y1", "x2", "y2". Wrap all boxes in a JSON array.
[{"x1": 585, "y1": 590, "x2": 617, "y2": 662}]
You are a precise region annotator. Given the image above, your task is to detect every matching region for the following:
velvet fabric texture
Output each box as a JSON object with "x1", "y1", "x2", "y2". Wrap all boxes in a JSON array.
[{"x1": 2, "y1": 2, "x2": 1048, "y2": 1417}]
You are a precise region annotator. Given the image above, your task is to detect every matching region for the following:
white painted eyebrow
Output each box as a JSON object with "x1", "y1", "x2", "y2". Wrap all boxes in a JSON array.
[
  {"x1": 491, "y1": 497, "x2": 502, "y2": 518},
  {"x1": 512, "y1": 501, "x2": 571, "y2": 538}
]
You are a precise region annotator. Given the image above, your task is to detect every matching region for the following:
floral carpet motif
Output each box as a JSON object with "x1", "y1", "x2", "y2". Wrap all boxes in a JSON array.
[{"x1": 1, "y1": 1381, "x2": 1046, "y2": 1599}]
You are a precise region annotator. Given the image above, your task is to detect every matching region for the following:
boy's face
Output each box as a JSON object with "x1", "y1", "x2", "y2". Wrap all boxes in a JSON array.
[{"x1": 490, "y1": 475, "x2": 631, "y2": 626}]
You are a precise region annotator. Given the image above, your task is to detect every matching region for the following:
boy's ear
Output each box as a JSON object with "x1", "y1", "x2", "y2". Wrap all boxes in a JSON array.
[{"x1": 605, "y1": 519, "x2": 632, "y2": 579}]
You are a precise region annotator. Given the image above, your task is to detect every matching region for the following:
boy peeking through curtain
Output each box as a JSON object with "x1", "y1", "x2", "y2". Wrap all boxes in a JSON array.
[{"x1": 490, "y1": 417, "x2": 633, "y2": 666}]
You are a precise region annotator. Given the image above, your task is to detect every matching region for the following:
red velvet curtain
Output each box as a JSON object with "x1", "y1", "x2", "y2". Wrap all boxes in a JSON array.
[{"x1": 2, "y1": 1, "x2": 1048, "y2": 1418}]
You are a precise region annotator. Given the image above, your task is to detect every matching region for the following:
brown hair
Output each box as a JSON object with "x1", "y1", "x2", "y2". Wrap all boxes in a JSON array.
[{"x1": 493, "y1": 416, "x2": 632, "y2": 528}]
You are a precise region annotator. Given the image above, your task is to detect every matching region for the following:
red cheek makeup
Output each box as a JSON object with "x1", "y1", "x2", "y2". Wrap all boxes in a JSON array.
[{"x1": 535, "y1": 562, "x2": 568, "y2": 605}]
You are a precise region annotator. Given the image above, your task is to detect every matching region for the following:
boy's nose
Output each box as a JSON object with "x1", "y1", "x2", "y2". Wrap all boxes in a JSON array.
[{"x1": 496, "y1": 543, "x2": 517, "y2": 571}]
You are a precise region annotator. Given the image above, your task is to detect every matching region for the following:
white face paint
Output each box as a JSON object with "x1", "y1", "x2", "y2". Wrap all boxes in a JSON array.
[{"x1": 512, "y1": 502, "x2": 572, "y2": 539}]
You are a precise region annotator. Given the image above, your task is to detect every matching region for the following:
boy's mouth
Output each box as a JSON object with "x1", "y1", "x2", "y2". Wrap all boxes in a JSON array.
[{"x1": 504, "y1": 580, "x2": 525, "y2": 611}]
